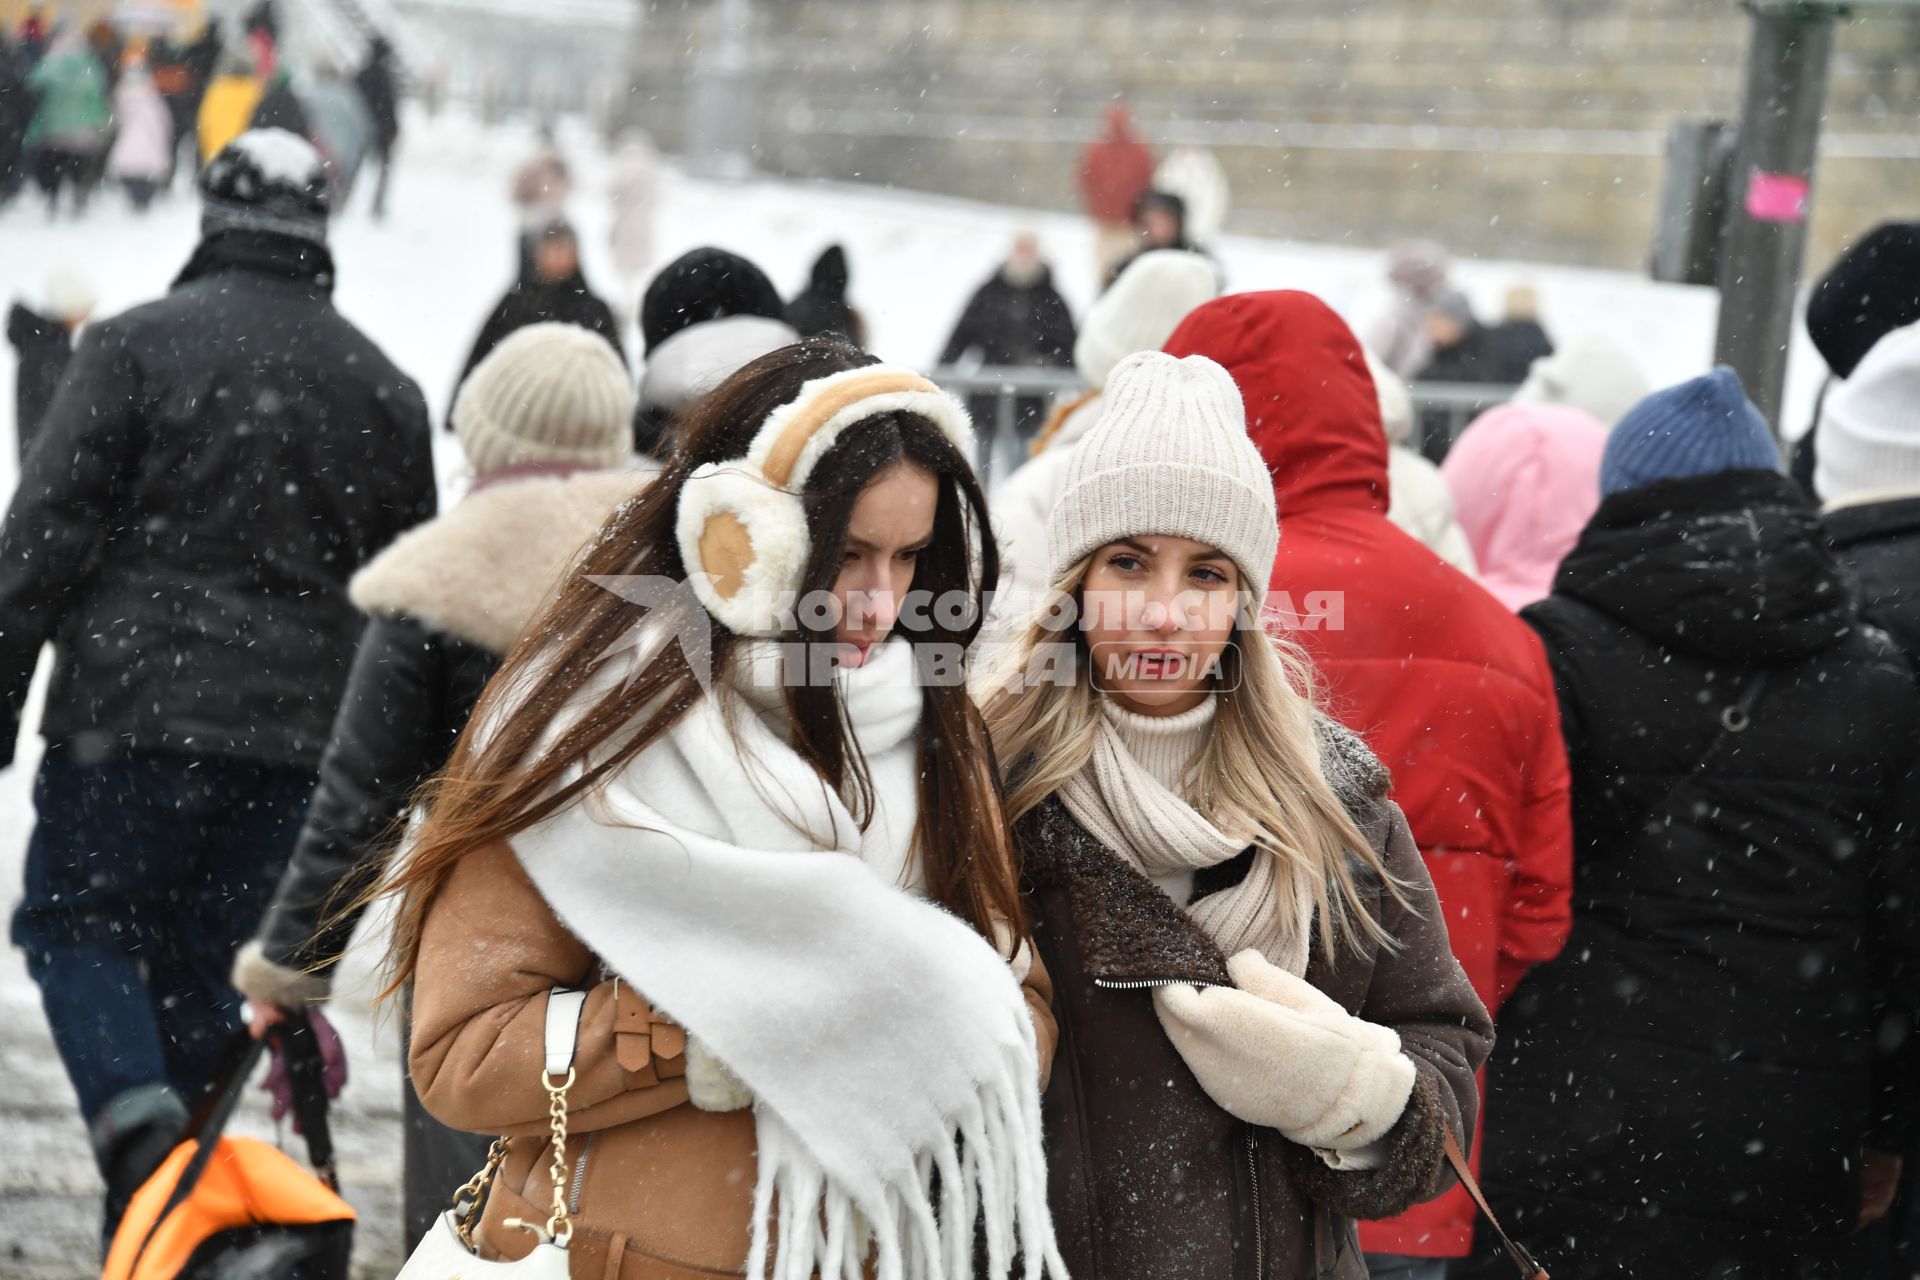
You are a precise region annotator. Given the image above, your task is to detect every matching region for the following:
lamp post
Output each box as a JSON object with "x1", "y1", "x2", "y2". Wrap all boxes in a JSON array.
[{"x1": 686, "y1": 0, "x2": 757, "y2": 180}]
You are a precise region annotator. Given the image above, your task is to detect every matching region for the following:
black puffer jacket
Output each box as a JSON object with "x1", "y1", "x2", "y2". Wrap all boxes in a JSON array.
[
  {"x1": 1021, "y1": 723, "x2": 1493, "y2": 1280},
  {"x1": 1826, "y1": 496, "x2": 1920, "y2": 662},
  {"x1": 0, "y1": 232, "x2": 435, "y2": 771},
  {"x1": 241, "y1": 468, "x2": 649, "y2": 988},
  {"x1": 1464, "y1": 470, "x2": 1920, "y2": 1280}
]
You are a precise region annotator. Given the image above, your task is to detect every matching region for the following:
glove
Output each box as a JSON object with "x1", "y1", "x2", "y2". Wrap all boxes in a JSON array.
[
  {"x1": 1153, "y1": 949, "x2": 1414, "y2": 1151},
  {"x1": 260, "y1": 1009, "x2": 349, "y2": 1135},
  {"x1": 686, "y1": 1036, "x2": 753, "y2": 1112}
]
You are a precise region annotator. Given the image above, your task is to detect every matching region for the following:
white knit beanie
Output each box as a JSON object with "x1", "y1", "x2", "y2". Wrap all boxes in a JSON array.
[
  {"x1": 1074, "y1": 250, "x2": 1221, "y2": 389},
  {"x1": 453, "y1": 322, "x2": 637, "y2": 476},
  {"x1": 1048, "y1": 351, "x2": 1278, "y2": 597},
  {"x1": 1815, "y1": 320, "x2": 1920, "y2": 505}
]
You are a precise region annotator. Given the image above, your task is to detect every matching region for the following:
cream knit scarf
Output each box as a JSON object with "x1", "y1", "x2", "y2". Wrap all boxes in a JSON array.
[
  {"x1": 510, "y1": 640, "x2": 1064, "y2": 1280},
  {"x1": 1058, "y1": 698, "x2": 1315, "y2": 976}
]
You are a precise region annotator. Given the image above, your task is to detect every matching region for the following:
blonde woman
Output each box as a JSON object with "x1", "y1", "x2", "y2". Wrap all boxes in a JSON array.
[{"x1": 983, "y1": 351, "x2": 1493, "y2": 1280}]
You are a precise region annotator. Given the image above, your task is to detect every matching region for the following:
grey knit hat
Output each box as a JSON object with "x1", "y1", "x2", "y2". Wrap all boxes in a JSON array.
[
  {"x1": 1048, "y1": 350, "x2": 1278, "y2": 597},
  {"x1": 453, "y1": 323, "x2": 637, "y2": 476}
]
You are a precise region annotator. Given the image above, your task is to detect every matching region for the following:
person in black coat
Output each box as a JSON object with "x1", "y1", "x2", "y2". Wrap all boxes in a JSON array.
[
  {"x1": 6, "y1": 268, "x2": 93, "y2": 461},
  {"x1": 938, "y1": 232, "x2": 1076, "y2": 460},
  {"x1": 451, "y1": 218, "x2": 624, "y2": 421},
  {"x1": 786, "y1": 242, "x2": 863, "y2": 346},
  {"x1": 1, "y1": 130, "x2": 435, "y2": 1236},
  {"x1": 231, "y1": 321, "x2": 644, "y2": 1244},
  {"x1": 0, "y1": 34, "x2": 32, "y2": 205},
  {"x1": 1462, "y1": 369, "x2": 1920, "y2": 1280},
  {"x1": 354, "y1": 33, "x2": 399, "y2": 218}
]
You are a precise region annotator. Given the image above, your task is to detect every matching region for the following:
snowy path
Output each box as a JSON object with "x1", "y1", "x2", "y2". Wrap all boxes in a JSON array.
[{"x1": 0, "y1": 108, "x2": 1823, "y2": 1274}]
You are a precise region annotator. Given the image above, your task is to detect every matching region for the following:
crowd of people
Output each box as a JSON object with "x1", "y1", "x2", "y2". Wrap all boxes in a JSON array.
[
  {"x1": 0, "y1": 2, "x2": 402, "y2": 221},
  {"x1": 4, "y1": 85, "x2": 1920, "y2": 1280}
]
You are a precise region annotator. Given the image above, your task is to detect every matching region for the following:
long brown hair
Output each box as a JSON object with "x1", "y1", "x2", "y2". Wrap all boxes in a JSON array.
[{"x1": 378, "y1": 338, "x2": 1024, "y2": 994}]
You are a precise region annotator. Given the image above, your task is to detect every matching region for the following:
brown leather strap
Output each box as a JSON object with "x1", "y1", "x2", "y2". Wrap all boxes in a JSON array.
[{"x1": 1443, "y1": 1125, "x2": 1549, "y2": 1280}]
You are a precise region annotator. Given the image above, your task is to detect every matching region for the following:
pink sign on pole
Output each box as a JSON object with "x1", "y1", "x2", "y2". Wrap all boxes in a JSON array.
[{"x1": 1745, "y1": 169, "x2": 1811, "y2": 224}]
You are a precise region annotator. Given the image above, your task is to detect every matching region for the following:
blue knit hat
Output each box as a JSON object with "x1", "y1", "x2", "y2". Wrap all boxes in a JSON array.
[{"x1": 1599, "y1": 367, "x2": 1780, "y2": 496}]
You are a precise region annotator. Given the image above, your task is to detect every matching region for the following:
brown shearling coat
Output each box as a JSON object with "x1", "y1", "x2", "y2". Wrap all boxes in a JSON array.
[{"x1": 409, "y1": 838, "x2": 1057, "y2": 1279}]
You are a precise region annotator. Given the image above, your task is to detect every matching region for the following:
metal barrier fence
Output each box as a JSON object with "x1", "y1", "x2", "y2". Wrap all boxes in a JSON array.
[{"x1": 927, "y1": 366, "x2": 1518, "y2": 481}]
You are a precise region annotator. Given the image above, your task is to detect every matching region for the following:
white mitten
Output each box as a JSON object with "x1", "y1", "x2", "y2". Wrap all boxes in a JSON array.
[
  {"x1": 685, "y1": 1037, "x2": 753, "y2": 1112},
  {"x1": 1153, "y1": 951, "x2": 1414, "y2": 1151}
]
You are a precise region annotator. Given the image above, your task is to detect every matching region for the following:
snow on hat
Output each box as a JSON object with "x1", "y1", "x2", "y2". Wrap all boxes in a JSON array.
[
  {"x1": 1048, "y1": 350, "x2": 1278, "y2": 598},
  {"x1": 1814, "y1": 321, "x2": 1920, "y2": 505},
  {"x1": 199, "y1": 129, "x2": 331, "y2": 245},
  {"x1": 1805, "y1": 223, "x2": 1920, "y2": 380},
  {"x1": 1073, "y1": 249, "x2": 1219, "y2": 390},
  {"x1": 1599, "y1": 367, "x2": 1781, "y2": 497},
  {"x1": 453, "y1": 322, "x2": 636, "y2": 477},
  {"x1": 1512, "y1": 331, "x2": 1653, "y2": 428},
  {"x1": 641, "y1": 248, "x2": 787, "y2": 353}
]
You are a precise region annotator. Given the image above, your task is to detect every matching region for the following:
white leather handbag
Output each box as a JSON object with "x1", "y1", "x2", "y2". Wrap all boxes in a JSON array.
[{"x1": 393, "y1": 988, "x2": 588, "y2": 1280}]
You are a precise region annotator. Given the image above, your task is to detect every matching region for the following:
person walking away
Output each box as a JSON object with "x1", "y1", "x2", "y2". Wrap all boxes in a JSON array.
[
  {"x1": 452, "y1": 218, "x2": 624, "y2": 414},
  {"x1": 1814, "y1": 322, "x2": 1920, "y2": 1277},
  {"x1": 939, "y1": 232, "x2": 1077, "y2": 469},
  {"x1": 23, "y1": 29, "x2": 108, "y2": 218},
  {"x1": 982, "y1": 350, "x2": 1494, "y2": 1280},
  {"x1": 1439, "y1": 404, "x2": 1606, "y2": 611},
  {"x1": 300, "y1": 60, "x2": 374, "y2": 204},
  {"x1": 1, "y1": 129, "x2": 435, "y2": 1240},
  {"x1": 635, "y1": 246, "x2": 798, "y2": 457},
  {"x1": 1372, "y1": 350, "x2": 1477, "y2": 577},
  {"x1": 390, "y1": 339, "x2": 1063, "y2": 1278},
  {"x1": 1795, "y1": 224, "x2": 1920, "y2": 494},
  {"x1": 232, "y1": 322, "x2": 642, "y2": 1245},
  {"x1": 991, "y1": 248, "x2": 1218, "y2": 616},
  {"x1": 106, "y1": 58, "x2": 172, "y2": 211},
  {"x1": 354, "y1": 33, "x2": 400, "y2": 218},
  {"x1": 1166, "y1": 292, "x2": 1575, "y2": 1279},
  {"x1": 1480, "y1": 285, "x2": 1553, "y2": 386},
  {"x1": 1078, "y1": 101, "x2": 1154, "y2": 283},
  {"x1": 1462, "y1": 367, "x2": 1920, "y2": 1280},
  {"x1": 510, "y1": 124, "x2": 571, "y2": 280},
  {"x1": 195, "y1": 50, "x2": 260, "y2": 166},
  {"x1": 786, "y1": 243, "x2": 864, "y2": 347},
  {"x1": 6, "y1": 265, "x2": 95, "y2": 462},
  {"x1": 0, "y1": 33, "x2": 34, "y2": 205}
]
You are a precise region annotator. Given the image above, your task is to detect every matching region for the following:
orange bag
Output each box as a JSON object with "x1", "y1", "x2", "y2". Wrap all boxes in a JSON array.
[{"x1": 102, "y1": 1017, "x2": 355, "y2": 1280}]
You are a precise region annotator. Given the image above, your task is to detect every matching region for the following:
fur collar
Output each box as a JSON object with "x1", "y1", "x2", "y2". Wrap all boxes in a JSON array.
[
  {"x1": 349, "y1": 469, "x2": 652, "y2": 654},
  {"x1": 1019, "y1": 713, "x2": 1392, "y2": 986}
]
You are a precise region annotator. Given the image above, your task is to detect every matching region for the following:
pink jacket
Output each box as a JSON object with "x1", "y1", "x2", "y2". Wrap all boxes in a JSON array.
[
  {"x1": 107, "y1": 71, "x2": 174, "y2": 181},
  {"x1": 1441, "y1": 404, "x2": 1609, "y2": 612}
]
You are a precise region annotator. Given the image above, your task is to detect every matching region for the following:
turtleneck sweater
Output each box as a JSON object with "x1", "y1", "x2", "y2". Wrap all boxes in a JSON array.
[{"x1": 1101, "y1": 696, "x2": 1218, "y2": 905}]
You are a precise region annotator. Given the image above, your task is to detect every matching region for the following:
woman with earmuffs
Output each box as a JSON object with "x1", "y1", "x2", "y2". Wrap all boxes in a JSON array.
[
  {"x1": 387, "y1": 338, "x2": 1065, "y2": 1280},
  {"x1": 981, "y1": 351, "x2": 1493, "y2": 1280}
]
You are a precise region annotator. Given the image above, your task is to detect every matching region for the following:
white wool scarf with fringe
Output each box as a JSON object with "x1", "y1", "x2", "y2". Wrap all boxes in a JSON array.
[{"x1": 509, "y1": 640, "x2": 1064, "y2": 1280}]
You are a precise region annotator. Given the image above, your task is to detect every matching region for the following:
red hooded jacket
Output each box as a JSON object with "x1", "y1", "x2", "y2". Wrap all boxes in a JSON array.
[
  {"x1": 1166, "y1": 292, "x2": 1574, "y2": 1258},
  {"x1": 1078, "y1": 106, "x2": 1155, "y2": 224}
]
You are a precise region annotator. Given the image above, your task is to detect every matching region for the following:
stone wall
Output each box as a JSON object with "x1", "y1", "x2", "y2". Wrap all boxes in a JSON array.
[{"x1": 625, "y1": 0, "x2": 1920, "y2": 270}]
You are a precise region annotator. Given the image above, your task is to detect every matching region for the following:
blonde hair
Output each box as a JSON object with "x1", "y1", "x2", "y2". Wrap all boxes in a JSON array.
[{"x1": 980, "y1": 556, "x2": 1404, "y2": 956}]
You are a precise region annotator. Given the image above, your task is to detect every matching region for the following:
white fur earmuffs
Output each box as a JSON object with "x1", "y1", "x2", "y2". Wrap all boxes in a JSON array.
[{"x1": 674, "y1": 365, "x2": 974, "y2": 637}]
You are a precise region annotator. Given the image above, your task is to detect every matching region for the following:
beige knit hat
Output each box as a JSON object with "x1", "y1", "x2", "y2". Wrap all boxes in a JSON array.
[
  {"x1": 453, "y1": 322, "x2": 637, "y2": 476},
  {"x1": 1048, "y1": 350, "x2": 1278, "y2": 596}
]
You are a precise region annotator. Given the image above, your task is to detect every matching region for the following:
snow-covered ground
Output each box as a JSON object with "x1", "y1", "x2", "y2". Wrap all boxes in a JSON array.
[{"x1": 0, "y1": 107, "x2": 1826, "y2": 1275}]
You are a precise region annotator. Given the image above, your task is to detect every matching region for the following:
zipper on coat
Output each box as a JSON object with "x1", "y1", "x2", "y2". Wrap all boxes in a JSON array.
[
  {"x1": 1244, "y1": 1128, "x2": 1265, "y2": 1280},
  {"x1": 568, "y1": 1132, "x2": 595, "y2": 1214},
  {"x1": 1092, "y1": 975, "x2": 1219, "y2": 991}
]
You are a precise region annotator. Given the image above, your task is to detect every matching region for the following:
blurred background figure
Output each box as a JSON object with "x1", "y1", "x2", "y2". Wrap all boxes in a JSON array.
[
  {"x1": 510, "y1": 122, "x2": 571, "y2": 280},
  {"x1": 105, "y1": 55, "x2": 172, "y2": 212},
  {"x1": 453, "y1": 217, "x2": 622, "y2": 414},
  {"x1": 355, "y1": 34, "x2": 401, "y2": 218},
  {"x1": 6, "y1": 265, "x2": 94, "y2": 463},
  {"x1": 1483, "y1": 283, "x2": 1555, "y2": 383},
  {"x1": 24, "y1": 28, "x2": 109, "y2": 219},
  {"x1": 786, "y1": 243, "x2": 864, "y2": 347},
  {"x1": 196, "y1": 50, "x2": 261, "y2": 167},
  {"x1": 301, "y1": 60, "x2": 375, "y2": 205},
  {"x1": 1795, "y1": 223, "x2": 1920, "y2": 494},
  {"x1": 939, "y1": 231, "x2": 1076, "y2": 466},
  {"x1": 1511, "y1": 330, "x2": 1653, "y2": 428},
  {"x1": 1370, "y1": 350, "x2": 1478, "y2": 576},
  {"x1": 0, "y1": 27, "x2": 32, "y2": 205},
  {"x1": 1356, "y1": 238, "x2": 1451, "y2": 379},
  {"x1": 1153, "y1": 143, "x2": 1229, "y2": 248},
  {"x1": 1078, "y1": 100, "x2": 1155, "y2": 283},
  {"x1": 607, "y1": 127, "x2": 659, "y2": 310}
]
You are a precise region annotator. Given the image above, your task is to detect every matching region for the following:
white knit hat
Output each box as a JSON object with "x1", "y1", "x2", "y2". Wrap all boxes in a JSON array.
[
  {"x1": 1815, "y1": 320, "x2": 1920, "y2": 505},
  {"x1": 1074, "y1": 250, "x2": 1221, "y2": 390},
  {"x1": 1048, "y1": 351, "x2": 1278, "y2": 596},
  {"x1": 453, "y1": 322, "x2": 637, "y2": 476}
]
